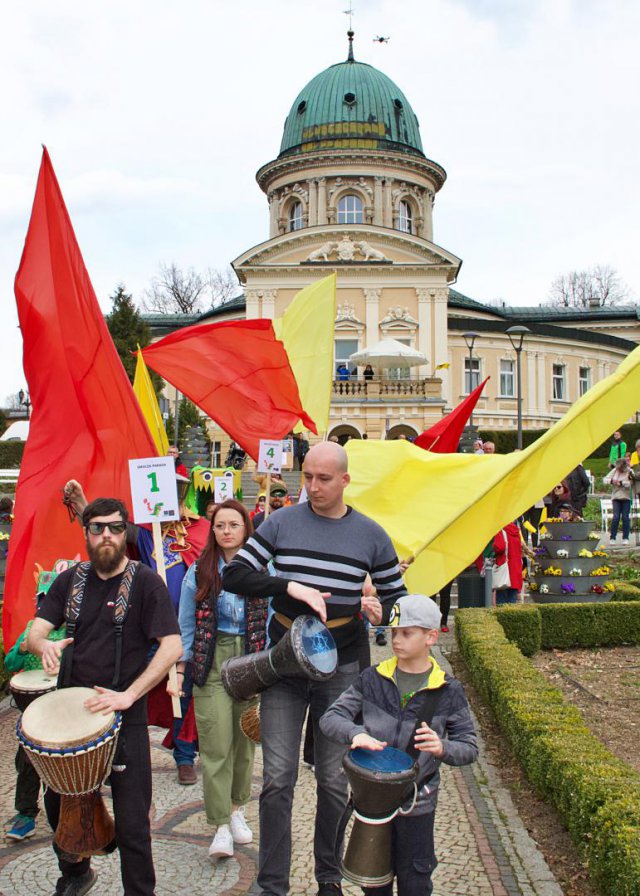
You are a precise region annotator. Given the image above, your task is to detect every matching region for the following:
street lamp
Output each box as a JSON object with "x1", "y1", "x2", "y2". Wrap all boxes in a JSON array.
[
  {"x1": 506, "y1": 325, "x2": 531, "y2": 450},
  {"x1": 17, "y1": 389, "x2": 31, "y2": 418},
  {"x1": 462, "y1": 332, "x2": 479, "y2": 427}
]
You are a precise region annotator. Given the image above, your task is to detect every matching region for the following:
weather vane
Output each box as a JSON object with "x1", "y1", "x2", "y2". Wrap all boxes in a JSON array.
[
  {"x1": 343, "y1": 2, "x2": 355, "y2": 31},
  {"x1": 373, "y1": 35, "x2": 390, "y2": 44}
]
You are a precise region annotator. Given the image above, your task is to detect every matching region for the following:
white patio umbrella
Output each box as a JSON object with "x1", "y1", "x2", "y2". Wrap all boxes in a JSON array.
[{"x1": 349, "y1": 338, "x2": 428, "y2": 369}]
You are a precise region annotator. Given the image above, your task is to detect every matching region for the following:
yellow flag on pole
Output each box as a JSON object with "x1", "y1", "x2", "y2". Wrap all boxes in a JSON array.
[
  {"x1": 273, "y1": 274, "x2": 337, "y2": 435},
  {"x1": 133, "y1": 348, "x2": 169, "y2": 455},
  {"x1": 345, "y1": 344, "x2": 640, "y2": 596}
]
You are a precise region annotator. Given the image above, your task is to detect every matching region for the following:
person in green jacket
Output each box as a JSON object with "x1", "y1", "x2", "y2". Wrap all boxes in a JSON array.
[{"x1": 608, "y1": 431, "x2": 627, "y2": 468}]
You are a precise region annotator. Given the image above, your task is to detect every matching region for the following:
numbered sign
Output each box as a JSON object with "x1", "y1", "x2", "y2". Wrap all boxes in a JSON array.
[
  {"x1": 257, "y1": 439, "x2": 283, "y2": 474},
  {"x1": 214, "y1": 475, "x2": 233, "y2": 503},
  {"x1": 129, "y1": 457, "x2": 180, "y2": 524}
]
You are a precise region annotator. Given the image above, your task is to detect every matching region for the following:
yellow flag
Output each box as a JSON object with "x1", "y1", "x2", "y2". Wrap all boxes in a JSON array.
[
  {"x1": 273, "y1": 274, "x2": 336, "y2": 435},
  {"x1": 345, "y1": 343, "x2": 640, "y2": 596},
  {"x1": 133, "y1": 348, "x2": 169, "y2": 455}
]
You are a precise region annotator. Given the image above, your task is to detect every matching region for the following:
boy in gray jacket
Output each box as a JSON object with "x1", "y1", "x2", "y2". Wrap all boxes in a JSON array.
[{"x1": 320, "y1": 594, "x2": 478, "y2": 896}]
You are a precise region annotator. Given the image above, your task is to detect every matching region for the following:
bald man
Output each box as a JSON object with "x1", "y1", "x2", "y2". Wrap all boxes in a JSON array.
[{"x1": 224, "y1": 442, "x2": 406, "y2": 896}]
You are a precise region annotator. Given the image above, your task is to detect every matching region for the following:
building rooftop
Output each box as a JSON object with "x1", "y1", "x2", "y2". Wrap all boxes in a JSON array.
[{"x1": 279, "y1": 40, "x2": 424, "y2": 159}]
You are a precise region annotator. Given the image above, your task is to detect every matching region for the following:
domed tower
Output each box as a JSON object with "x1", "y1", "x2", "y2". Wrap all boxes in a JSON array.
[{"x1": 233, "y1": 34, "x2": 461, "y2": 440}]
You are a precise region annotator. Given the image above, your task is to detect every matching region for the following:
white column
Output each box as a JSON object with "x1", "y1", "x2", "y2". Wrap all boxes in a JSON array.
[
  {"x1": 364, "y1": 288, "x2": 381, "y2": 345},
  {"x1": 261, "y1": 289, "x2": 277, "y2": 320},
  {"x1": 383, "y1": 179, "x2": 393, "y2": 228},
  {"x1": 245, "y1": 289, "x2": 260, "y2": 320},
  {"x1": 307, "y1": 179, "x2": 317, "y2": 227},
  {"x1": 317, "y1": 178, "x2": 327, "y2": 225},
  {"x1": 373, "y1": 177, "x2": 384, "y2": 226}
]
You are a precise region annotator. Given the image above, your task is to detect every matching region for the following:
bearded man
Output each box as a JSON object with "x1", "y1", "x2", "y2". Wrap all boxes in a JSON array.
[{"x1": 28, "y1": 497, "x2": 182, "y2": 896}]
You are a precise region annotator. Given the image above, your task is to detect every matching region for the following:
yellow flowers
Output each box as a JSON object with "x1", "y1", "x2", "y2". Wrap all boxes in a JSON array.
[
  {"x1": 590, "y1": 566, "x2": 611, "y2": 577},
  {"x1": 543, "y1": 566, "x2": 562, "y2": 576}
]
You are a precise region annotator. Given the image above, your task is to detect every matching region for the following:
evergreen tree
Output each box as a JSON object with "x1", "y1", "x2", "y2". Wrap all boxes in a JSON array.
[{"x1": 106, "y1": 284, "x2": 162, "y2": 393}]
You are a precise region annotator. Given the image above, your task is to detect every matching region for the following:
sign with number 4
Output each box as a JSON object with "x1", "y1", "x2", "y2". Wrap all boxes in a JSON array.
[
  {"x1": 257, "y1": 439, "x2": 283, "y2": 474},
  {"x1": 129, "y1": 457, "x2": 180, "y2": 524}
]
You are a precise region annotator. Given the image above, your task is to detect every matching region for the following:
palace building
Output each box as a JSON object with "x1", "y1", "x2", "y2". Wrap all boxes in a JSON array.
[{"x1": 145, "y1": 35, "x2": 639, "y2": 451}]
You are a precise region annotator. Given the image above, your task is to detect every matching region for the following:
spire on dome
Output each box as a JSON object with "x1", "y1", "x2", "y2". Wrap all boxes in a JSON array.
[{"x1": 347, "y1": 29, "x2": 355, "y2": 62}]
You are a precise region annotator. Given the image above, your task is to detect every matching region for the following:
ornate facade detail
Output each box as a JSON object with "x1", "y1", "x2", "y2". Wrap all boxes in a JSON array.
[
  {"x1": 305, "y1": 236, "x2": 388, "y2": 263},
  {"x1": 380, "y1": 306, "x2": 419, "y2": 326},
  {"x1": 364, "y1": 288, "x2": 382, "y2": 304},
  {"x1": 336, "y1": 302, "x2": 360, "y2": 322},
  {"x1": 328, "y1": 176, "x2": 374, "y2": 201}
]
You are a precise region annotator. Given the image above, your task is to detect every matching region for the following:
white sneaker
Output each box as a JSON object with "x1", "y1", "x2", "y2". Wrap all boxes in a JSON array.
[
  {"x1": 622, "y1": 539, "x2": 630, "y2": 545},
  {"x1": 208, "y1": 824, "x2": 234, "y2": 860},
  {"x1": 230, "y1": 807, "x2": 253, "y2": 844}
]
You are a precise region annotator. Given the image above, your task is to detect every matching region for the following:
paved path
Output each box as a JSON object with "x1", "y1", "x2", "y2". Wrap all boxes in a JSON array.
[{"x1": 0, "y1": 630, "x2": 564, "y2": 896}]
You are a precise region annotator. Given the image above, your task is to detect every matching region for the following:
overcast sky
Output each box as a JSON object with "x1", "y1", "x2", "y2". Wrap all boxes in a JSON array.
[{"x1": 2, "y1": 0, "x2": 639, "y2": 399}]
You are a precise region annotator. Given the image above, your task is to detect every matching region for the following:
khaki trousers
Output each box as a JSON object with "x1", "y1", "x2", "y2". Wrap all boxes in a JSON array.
[{"x1": 193, "y1": 634, "x2": 256, "y2": 826}]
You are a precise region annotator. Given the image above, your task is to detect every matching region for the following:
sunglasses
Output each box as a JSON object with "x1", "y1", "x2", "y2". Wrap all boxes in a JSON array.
[
  {"x1": 86, "y1": 521, "x2": 127, "y2": 535},
  {"x1": 271, "y1": 491, "x2": 287, "y2": 498}
]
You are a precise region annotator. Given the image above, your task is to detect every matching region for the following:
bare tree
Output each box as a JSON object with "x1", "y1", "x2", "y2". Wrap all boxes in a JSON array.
[
  {"x1": 142, "y1": 263, "x2": 242, "y2": 314},
  {"x1": 206, "y1": 266, "x2": 241, "y2": 307},
  {"x1": 547, "y1": 265, "x2": 630, "y2": 307},
  {"x1": 142, "y1": 263, "x2": 208, "y2": 314}
]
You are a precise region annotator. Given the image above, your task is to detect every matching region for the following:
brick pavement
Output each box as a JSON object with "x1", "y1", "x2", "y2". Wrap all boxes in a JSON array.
[{"x1": 0, "y1": 629, "x2": 564, "y2": 896}]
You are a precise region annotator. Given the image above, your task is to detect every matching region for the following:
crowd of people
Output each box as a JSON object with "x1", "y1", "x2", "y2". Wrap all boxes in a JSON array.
[{"x1": 3, "y1": 429, "x2": 639, "y2": 896}]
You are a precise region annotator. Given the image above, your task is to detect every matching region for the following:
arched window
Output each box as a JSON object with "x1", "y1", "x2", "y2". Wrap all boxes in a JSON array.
[
  {"x1": 337, "y1": 194, "x2": 363, "y2": 224},
  {"x1": 398, "y1": 199, "x2": 412, "y2": 233},
  {"x1": 288, "y1": 200, "x2": 303, "y2": 231}
]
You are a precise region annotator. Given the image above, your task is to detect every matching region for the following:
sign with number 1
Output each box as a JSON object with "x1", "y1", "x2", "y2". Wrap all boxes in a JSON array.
[
  {"x1": 129, "y1": 457, "x2": 180, "y2": 524},
  {"x1": 257, "y1": 439, "x2": 283, "y2": 474}
]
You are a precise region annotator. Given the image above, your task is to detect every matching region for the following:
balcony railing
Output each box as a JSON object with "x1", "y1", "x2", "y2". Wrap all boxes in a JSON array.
[{"x1": 332, "y1": 377, "x2": 440, "y2": 400}]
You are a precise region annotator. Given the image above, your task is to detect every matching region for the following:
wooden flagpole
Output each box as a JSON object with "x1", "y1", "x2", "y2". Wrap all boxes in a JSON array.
[{"x1": 152, "y1": 521, "x2": 181, "y2": 718}]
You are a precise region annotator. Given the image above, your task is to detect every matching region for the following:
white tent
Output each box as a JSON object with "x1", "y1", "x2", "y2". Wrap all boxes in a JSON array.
[
  {"x1": 349, "y1": 338, "x2": 428, "y2": 369},
  {"x1": 1, "y1": 421, "x2": 29, "y2": 441}
]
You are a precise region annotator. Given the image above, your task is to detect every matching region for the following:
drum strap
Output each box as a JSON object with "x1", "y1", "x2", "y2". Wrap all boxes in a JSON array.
[
  {"x1": 406, "y1": 687, "x2": 445, "y2": 786},
  {"x1": 61, "y1": 560, "x2": 140, "y2": 689}
]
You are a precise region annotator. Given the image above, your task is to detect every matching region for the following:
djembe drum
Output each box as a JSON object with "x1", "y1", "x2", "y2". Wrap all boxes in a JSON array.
[
  {"x1": 340, "y1": 746, "x2": 419, "y2": 887},
  {"x1": 221, "y1": 615, "x2": 337, "y2": 702},
  {"x1": 16, "y1": 687, "x2": 122, "y2": 857},
  {"x1": 10, "y1": 670, "x2": 57, "y2": 712}
]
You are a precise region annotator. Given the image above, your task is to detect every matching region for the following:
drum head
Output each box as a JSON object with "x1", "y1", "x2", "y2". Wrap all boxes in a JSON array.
[
  {"x1": 20, "y1": 687, "x2": 116, "y2": 749},
  {"x1": 10, "y1": 670, "x2": 58, "y2": 693},
  {"x1": 298, "y1": 617, "x2": 337, "y2": 675},
  {"x1": 349, "y1": 746, "x2": 415, "y2": 774}
]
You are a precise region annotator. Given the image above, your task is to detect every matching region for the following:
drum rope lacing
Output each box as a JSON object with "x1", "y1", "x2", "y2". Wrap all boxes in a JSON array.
[
  {"x1": 16, "y1": 717, "x2": 122, "y2": 796},
  {"x1": 351, "y1": 782, "x2": 418, "y2": 826}
]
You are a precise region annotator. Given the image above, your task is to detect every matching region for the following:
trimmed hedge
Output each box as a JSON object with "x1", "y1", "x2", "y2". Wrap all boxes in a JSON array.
[
  {"x1": 478, "y1": 428, "x2": 547, "y2": 454},
  {"x1": 0, "y1": 441, "x2": 24, "y2": 468},
  {"x1": 494, "y1": 605, "x2": 541, "y2": 656},
  {"x1": 456, "y1": 609, "x2": 640, "y2": 895},
  {"x1": 610, "y1": 582, "x2": 640, "y2": 601},
  {"x1": 538, "y1": 602, "x2": 640, "y2": 649},
  {"x1": 491, "y1": 601, "x2": 640, "y2": 652}
]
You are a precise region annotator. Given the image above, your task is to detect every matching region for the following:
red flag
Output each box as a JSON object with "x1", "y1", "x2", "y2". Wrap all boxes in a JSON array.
[
  {"x1": 415, "y1": 377, "x2": 490, "y2": 453},
  {"x1": 3, "y1": 148, "x2": 157, "y2": 650},
  {"x1": 142, "y1": 320, "x2": 316, "y2": 460}
]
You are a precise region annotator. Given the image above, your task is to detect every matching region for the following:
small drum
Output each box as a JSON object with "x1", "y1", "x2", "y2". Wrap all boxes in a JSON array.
[
  {"x1": 10, "y1": 669, "x2": 57, "y2": 712},
  {"x1": 16, "y1": 687, "x2": 122, "y2": 857},
  {"x1": 340, "y1": 746, "x2": 418, "y2": 887},
  {"x1": 222, "y1": 615, "x2": 337, "y2": 702},
  {"x1": 239, "y1": 702, "x2": 261, "y2": 744}
]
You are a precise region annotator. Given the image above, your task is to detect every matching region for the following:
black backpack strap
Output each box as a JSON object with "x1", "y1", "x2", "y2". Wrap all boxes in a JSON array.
[
  {"x1": 111, "y1": 561, "x2": 139, "y2": 688},
  {"x1": 58, "y1": 562, "x2": 90, "y2": 689}
]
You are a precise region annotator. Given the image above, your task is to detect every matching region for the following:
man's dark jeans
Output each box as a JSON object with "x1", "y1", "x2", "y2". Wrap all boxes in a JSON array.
[{"x1": 258, "y1": 662, "x2": 359, "y2": 896}]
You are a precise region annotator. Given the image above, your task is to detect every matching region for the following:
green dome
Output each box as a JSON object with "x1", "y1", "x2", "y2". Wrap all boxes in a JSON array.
[{"x1": 279, "y1": 59, "x2": 424, "y2": 158}]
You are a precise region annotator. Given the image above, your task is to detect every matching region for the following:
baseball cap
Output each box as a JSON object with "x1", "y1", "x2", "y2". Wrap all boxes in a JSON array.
[
  {"x1": 387, "y1": 594, "x2": 441, "y2": 631},
  {"x1": 270, "y1": 482, "x2": 288, "y2": 496}
]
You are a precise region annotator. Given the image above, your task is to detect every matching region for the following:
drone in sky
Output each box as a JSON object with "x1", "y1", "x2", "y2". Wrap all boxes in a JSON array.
[{"x1": 373, "y1": 35, "x2": 390, "y2": 44}]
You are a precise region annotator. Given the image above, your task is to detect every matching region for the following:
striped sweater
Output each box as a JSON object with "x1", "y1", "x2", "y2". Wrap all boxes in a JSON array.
[{"x1": 223, "y1": 502, "x2": 406, "y2": 660}]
